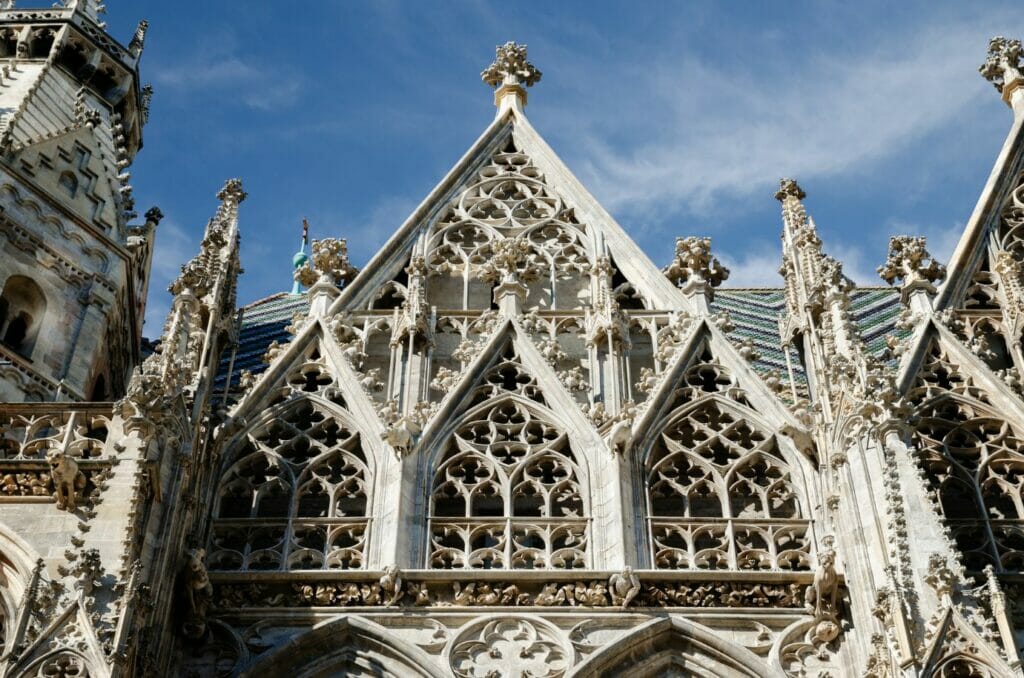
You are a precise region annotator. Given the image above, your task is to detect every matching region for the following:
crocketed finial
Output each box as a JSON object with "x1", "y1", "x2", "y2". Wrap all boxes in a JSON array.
[
  {"x1": 216, "y1": 178, "x2": 247, "y2": 206},
  {"x1": 482, "y1": 42, "x2": 541, "y2": 113},
  {"x1": 980, "y1": 36, "x2": 1023, "y2": 94},
  {"x1": 775, "y1": 178, "x2": 806, "y2": 202}
]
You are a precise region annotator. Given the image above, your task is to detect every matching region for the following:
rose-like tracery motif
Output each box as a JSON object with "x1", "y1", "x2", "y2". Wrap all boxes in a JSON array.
[
  {"x1": 209, "y1": 398, "x2": 371, "y2": 571},
  {"x1": 449, "y1": 617, "x2": 570, "y2": 678},
  {"x1": 429, "y1": 400, "x2": 588, "y2": 569}
]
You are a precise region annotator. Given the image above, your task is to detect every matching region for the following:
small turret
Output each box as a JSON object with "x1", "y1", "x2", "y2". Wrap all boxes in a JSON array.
[{"x1": 291, "y1": 219, "x2": 310, "y2": 294}]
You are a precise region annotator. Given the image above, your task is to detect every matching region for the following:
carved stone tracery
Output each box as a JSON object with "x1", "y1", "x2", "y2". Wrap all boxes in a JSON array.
[
  {"x1": 209, "y1": 398, "x2": 371, "y2": 571},
  {"x1": 645, "y1": 350, "x2": 811, "y2": 572},
  {"x1": 428, "y1": 399, "x2": 588, "y2": 569}
]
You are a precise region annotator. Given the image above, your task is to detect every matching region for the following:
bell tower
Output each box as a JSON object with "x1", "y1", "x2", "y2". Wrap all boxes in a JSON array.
[{"x1": 0, "y1": 0, "x2": 157, "y2": 402}]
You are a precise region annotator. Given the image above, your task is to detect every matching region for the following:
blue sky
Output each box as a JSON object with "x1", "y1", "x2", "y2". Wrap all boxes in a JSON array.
[{"x1": 103, "y1": 1, "x2": 1024, "y2": 333}]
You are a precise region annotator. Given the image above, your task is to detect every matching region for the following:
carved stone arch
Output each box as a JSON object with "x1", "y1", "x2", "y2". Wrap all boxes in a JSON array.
[
  {"x1": 570, "y1": 616, "x2": 778, "y2": 678},
  {"x1": 930, "y1": 655, "x2": 1002, "y2": 677},
  {"x1": 423, "y1": 393, "x2": 592, "y2": 570},
  {"x1": 911, "y1": 390, "x2": 1024, "y2": 572},
  {"x1": 641, "y1": 394, "x2": 813, "y2": 571},
  {"x1": 20, "y1": 649, "x2": 96, "y2": 678},
  {"x1": 240, "y1": 616, "x2": 446, "y2": 678},
  {"x1": 208, "y1": 396, "x2": 376, "y2": 572},
  {"x1": 0, "y1": 522, "x2": 39, "y2": 655}
]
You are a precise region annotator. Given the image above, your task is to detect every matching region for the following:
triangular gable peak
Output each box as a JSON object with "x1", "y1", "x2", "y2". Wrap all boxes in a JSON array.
[
  {"x1": 14, "y1": 124, "x2": 122, "y2": 231},
  {"x1": 225, "y1": 318, "x2": 386, "y2": 439},
  {"x1": 332, "y1": 115, "x2": 684, "y2": 319},
  {"x1": 918, "y1": 603, "x2": 1011, "y2": 677},
  {"x1": 633, "y1": 320, "x2": 809, "y2": 461}
]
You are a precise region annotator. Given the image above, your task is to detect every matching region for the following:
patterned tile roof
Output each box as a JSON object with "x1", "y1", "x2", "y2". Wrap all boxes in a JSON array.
[
  {"x1": 215, "y1": 292, "x2": 309, "y2": 390},
  {"x1": 217, "y1": 287, "x2": 908, "y2": 396},
  {"x1": 711, "y1": 287, "x2": 907, "y2": 386}
]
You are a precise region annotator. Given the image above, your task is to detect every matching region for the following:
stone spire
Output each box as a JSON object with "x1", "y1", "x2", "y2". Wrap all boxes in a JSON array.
[
  {"x1": 482, "y1": 41, "x2": 541, "y2": 115},
  {"x1": 128, "y1": 19, "x2": 149, "y2": 60},
  {"x1": 160, "y1": 179, "x2": 246, "y2": 390},
  {"x1": 980, "y1": 36, "x2": 1024, "y2": 113},
  {"x1": 775, "y1": 178, "x2": 872, "y2": 414}
]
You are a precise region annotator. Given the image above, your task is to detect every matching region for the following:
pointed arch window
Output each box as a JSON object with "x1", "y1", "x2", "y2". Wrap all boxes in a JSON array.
[
  {"x1": 208, "y1": 398, "x2": 371, "y2": 571},
  {"x1": 428, "y1": 399, "x2": 589, "y2": 569},
  {"x1": 914, "y1": 396, "x2": 1024, "y2": 572},
  {"x1": 910, "y1": 339, "x2": 1024, "y2": 572},
  {"x1": 0, "y1": 276, "x2": 46, "y2": 358},
  {"x1": 643, "y1": 354, "x2": 811, "y2": 571},
  {"x1": 58, "y1": 171, "x2": 78, "y2": 199}
]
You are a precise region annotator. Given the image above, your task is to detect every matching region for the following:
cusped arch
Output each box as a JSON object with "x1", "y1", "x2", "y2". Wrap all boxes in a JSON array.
[
  {"x1": 570, "y1": 617, "x2": 781, "y2": 678},
  {"x1": 0, "y1": 521, "x2": 40, "y2": 655},
  {"x1": 425, "y1": 394, "x2": 591, "y2": 570},
  {"x1": 240, "y1": 616, "x2": 446, "y2": 678},
  {"x1": 209, "y1": 396, "x2": 376, "y2": 572},
  {"x1": 912, "y1": 391, "x2": 1024, "y2": 571},
  {"x1": 642, "y1": 394, "x2": 813, "y2": 571}
]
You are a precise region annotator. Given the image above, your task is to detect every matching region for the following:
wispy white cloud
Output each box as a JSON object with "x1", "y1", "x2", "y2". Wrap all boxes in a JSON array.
[
  {"x1": 545, "y1": 13, "x2": 1016, "y2": 222},
  {"x1": 719, "y1": 250, "x2": 783, "y2": 288},
  {"x1": 151, "y1": 43, "x2": 303, "y2": 111}
]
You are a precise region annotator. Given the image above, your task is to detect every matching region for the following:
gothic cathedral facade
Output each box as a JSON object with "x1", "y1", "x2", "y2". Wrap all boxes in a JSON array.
[{"x1": 1, "y1": 4, "x2": 1024, "y2": 677}]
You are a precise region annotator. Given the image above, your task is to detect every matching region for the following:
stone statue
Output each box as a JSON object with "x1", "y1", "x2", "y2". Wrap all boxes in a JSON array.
[
  {"x1": 382, "y1": 416, "x2": 421, "y2": 458},
  {"x1": 380, "y1": 564, "x2": 403, "y2": 606},
  {"x1": 805, "y1": 549, "x2": 841, "y2": 643},
  {"x1": 181, "y1": 548, "x2": 214, "y2": 639},
  {"x1": 609, "y1": 566, "x2": 641, "y2": 608},
  {"x1": 47, "y1": 449, "x2": 86, "y2": 511},
  {"x1": 608, "y1": 402, "x2": 638, "y2": 457}
]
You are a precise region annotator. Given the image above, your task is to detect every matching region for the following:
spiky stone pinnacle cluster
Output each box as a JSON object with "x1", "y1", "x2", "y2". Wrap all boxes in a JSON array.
[
  {"x1": 481, "y1": 42, "x2": 542, "y2": 89},
  {"x1": 980, "y1": 36, "x2": 1023, "y2": 93}
]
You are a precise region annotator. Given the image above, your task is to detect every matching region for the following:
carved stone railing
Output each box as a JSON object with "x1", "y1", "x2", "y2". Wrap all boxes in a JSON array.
[
  {"x1": 207, "y1": 518, "x2": 370, "y2": 572},
  {"x1": 649, "y1": 518, "x2": 813, "y2": 571},
  {"x1": 0, "y1": 403, "x2": 112, "y2": 459},
  {"x1": 428, "y1": 518, "x2": 590, "y2": 570}
]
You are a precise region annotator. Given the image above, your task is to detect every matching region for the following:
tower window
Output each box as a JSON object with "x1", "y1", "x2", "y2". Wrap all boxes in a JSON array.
[
  {"x1": 0, "y1": 276, "x2": 46, "y2": 359},
  {"x1": 58, "y1": 172, "x2": 78, "y2": 199}
]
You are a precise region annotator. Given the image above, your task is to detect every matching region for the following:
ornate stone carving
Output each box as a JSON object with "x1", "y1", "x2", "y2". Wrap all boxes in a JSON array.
[
  {"x1": 663, "y1": 236, "x2": 730, "y2": 298},
  {"x1": 481, "y1": 42, "x2": 542, "y2": 89},
  {"x1": 805, "y1": 549, "x2": 842, "y2": 643},
  {"x1": 0, "y1": 470, "x2": 52, "y2": 496},
  {"x1": 379, "y1": 564, "x2": 404, "y2": 606},
  {"x1": 775, "y1": 178, "x2": 807, "y2": 202},
  {"x1": 878, "y1": 236, "x2": 946, "y2": 288},
  {"x1": 294, "y1": 238, "x2": 358, "y2": 287},
  {"x1": 181, "y1": 548, "x2": 213, "y2": 639},
  {"x1": 381, "y1": 415, "x2": 421, "y2": 458},
  {"x1": 47, "y1": 450, "x2": 86, "y2": 511},
  {"x1": 980, "y1": 36, "x2": 1023, "y2": 94},
  {"x1": 608, "y1": 566, "x2": 640, "y2": 608},
  {"x1": 450, "y1": 617, "x2": 568, "y2": 678},
  {"x1": 215, "y1": 576, "x2": 809, "y2": 611},
  {"x1": 606, "y1": 402, "x2": 636, "y2": 457}
]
